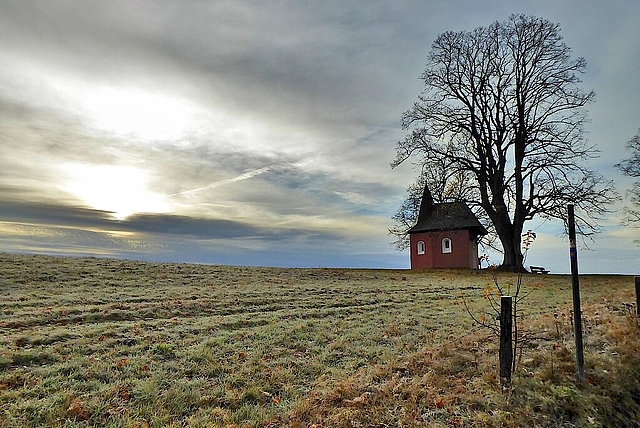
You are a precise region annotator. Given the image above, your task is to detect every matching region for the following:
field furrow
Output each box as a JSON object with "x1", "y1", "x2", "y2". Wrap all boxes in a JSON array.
[{"x1": 1, "y1": 253, "x2": 638, "y2": 427}]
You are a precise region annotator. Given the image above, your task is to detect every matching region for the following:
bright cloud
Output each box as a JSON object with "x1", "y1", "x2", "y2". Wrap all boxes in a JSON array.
[{"x1": 80, "y1": 86, "x2": 197, "y2": 141}]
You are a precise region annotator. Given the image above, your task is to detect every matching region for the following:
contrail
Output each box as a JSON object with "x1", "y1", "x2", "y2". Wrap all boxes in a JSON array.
[{"x1": 166, "y1": 165, "x2": 273, "y2": 198}]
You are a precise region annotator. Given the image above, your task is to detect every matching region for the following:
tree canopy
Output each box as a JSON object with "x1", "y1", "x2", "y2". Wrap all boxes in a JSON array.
[
  {"x1": 392, "y1": 14, "x2": 617, "y2": 270},
  {"x1": 616, "y1": 130, "x2": 640, "y2": 226}
]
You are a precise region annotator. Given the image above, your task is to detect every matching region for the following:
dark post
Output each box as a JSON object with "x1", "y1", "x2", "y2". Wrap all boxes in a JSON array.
[
  {"x1": 568, "y1": 204, "x2": 585, "y2": 382},
  {"x1": 636, "y1": 277, "x2": 640, "y2": 317},
  {"x1": 499, "y1": 295, "x2": 513, "y2": 384}
]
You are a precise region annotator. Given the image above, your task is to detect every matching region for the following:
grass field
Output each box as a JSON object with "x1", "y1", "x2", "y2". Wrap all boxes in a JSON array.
[{"x1": 1, "y1": 253, "x2": 639, "y2": 427}]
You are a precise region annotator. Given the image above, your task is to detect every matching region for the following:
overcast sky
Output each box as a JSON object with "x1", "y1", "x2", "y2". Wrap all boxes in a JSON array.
[{"x1": 1, "y1": 1, "x2": 638, "y2": 273}]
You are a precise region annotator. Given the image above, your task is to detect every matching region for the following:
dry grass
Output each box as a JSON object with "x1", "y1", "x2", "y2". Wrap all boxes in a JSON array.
[{"x1": 0, "y1": 253, "x2": 638, "y2": 427}]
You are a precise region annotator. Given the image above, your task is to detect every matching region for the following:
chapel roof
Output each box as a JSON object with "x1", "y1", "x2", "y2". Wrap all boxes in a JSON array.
[{"x1": 407, "y1": 185, "x2": 488, "y2": 235}]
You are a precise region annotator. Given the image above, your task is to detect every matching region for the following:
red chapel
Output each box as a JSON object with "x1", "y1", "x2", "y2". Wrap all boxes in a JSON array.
[{"x1": 408, "y1": 185, "x2": 487, "y2": 270}]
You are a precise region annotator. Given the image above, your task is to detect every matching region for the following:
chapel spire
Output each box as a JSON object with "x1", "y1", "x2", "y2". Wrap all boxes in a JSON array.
[{"x1": 417, "y1": 182, "x2": 434, "y2": 221}]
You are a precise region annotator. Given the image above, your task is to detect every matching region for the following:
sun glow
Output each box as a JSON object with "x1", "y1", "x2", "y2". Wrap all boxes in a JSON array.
[
  {"x1": 81, "y1": 86, "x2": 196, "y2": 140},
  {"x1": 61, "y1": 163, "x2": 168, "y2": 220}
]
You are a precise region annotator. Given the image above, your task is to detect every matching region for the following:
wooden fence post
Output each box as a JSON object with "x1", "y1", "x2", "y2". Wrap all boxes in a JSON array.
[
  {"x1": 500, "y1": 295, "x2": 513, "y2": 384},
  {"x1": 636, "y1": 277, "x2": 640, "y2": 317},
  {"x1": 567, "y1": 204, "x2": 585, "y2": 383}
]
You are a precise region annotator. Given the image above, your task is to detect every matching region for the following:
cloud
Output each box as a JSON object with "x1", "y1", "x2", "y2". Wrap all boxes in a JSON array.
[
  {"x1": 0, "y1": 199, "x2": 404, "y2": 268},
  {"x1": 0, "y1": 1, "x2": 638, "y2": 270},
  {"x1": 0, "y1": 197, "x2": 390, "y2": 246}
]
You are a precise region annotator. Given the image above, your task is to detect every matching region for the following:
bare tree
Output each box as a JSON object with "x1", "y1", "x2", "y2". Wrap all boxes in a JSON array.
[
  {"x1": 616, "y1": 130, "x2": 640, "y2": 227},
  {"x1": 392, "y1": 14, "x2": 617, "y2": 270}
]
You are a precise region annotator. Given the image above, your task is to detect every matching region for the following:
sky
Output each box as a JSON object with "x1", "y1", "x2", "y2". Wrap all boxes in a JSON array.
[{"x1": 0, "y1": 0, "x2": 639, "y2": 273}]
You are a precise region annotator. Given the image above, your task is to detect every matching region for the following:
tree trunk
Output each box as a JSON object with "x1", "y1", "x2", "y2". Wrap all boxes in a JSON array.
[
  {"x1": 494, "y1": 220, "x2": 524, "y2": 272},
  {"x1": 499, "y1": 235, "x2": 523, "y2": 271},
  {"x1": 484, "y1": 199, "x2": 524, "y2": 272}
]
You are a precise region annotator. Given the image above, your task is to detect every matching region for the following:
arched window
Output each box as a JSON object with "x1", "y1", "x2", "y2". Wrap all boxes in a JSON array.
[
  {"x1": 417, "y1": 241, "x2": 425, "y2": 255},
  {"x1": 441, "y1": 237, "x2": 452, "y2": 254}
]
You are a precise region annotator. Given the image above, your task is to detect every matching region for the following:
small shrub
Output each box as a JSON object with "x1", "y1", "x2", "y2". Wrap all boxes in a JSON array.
[{"x1": 152, "y1": 342, "x2": 175, "y2": 357}]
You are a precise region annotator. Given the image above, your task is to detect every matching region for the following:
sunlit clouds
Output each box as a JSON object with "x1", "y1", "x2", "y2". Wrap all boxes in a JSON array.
[{"x1": 80, "y1": 87, "x2": 197, "y2": 141}]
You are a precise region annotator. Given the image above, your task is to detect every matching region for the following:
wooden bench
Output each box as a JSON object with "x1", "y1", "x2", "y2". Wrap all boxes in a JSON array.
[{"x1": 530, "y1": 266, "x2": 549, "y2": 274}]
